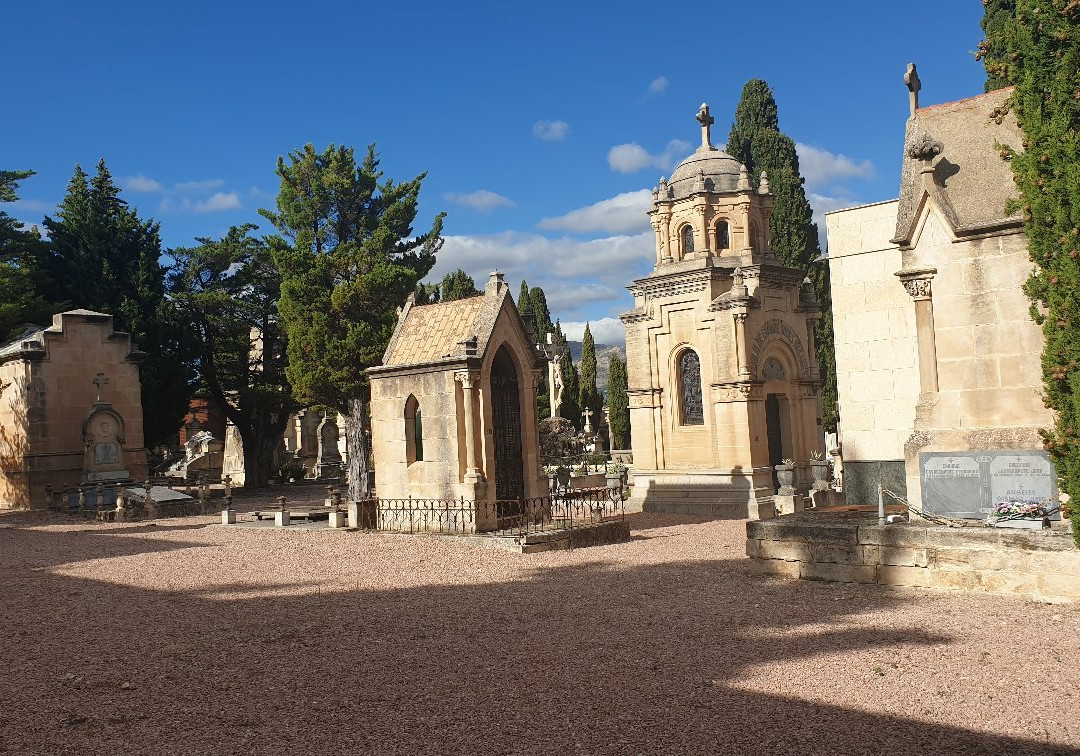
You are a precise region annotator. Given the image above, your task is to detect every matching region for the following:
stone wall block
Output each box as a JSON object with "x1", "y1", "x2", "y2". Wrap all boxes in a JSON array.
[
  {"x1": 877, "y1": 565, "x2": 931, "y2": 587},
  {"x1": 857, "y1": 524, "x2": 928, "y2": 548},
  {"x1": 1040, "y1": 573, "x2": 1080, "y2": 601},
  {"x1": 756, "y1": 540, "x2": 811, "y2": 562},
  {"x1": 800, "y1": 562, "x2": 878, "y2": 584},
  {"x1": 747, "y1": 558, "x2": 802, "y2": 579}
]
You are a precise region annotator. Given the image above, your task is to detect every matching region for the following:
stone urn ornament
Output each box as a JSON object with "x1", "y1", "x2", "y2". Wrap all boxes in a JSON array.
[
  {"x1": 808, "y1": 451, "x2": 830, "y2": 491},
  {"x1": 774, "y1": 459, "x2": 796, "y2": 492}
]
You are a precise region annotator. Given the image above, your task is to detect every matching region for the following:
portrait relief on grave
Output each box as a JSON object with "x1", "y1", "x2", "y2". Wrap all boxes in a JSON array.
[{"x1": 83, "y1": 407, "x2": 125, "y2": 467}]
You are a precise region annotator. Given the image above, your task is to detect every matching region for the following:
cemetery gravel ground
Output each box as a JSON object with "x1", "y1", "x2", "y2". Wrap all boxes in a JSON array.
[{"x1": 1, "y1": 495, "x2": 1078, "y2": 755}]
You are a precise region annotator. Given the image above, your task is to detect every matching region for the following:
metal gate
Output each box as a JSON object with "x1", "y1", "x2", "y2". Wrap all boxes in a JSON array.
[{"x1": 491, "y1": 348, "x2": 525, "y2": 503}]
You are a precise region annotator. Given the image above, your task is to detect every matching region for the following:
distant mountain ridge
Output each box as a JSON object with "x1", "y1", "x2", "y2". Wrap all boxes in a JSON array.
[{"x1": 565, "y1": 341, "x2": 626, "y2": 396}]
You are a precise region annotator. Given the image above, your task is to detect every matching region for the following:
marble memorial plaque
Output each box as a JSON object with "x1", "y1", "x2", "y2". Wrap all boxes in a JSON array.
[
  {"x1": 920, "y1": 450, "x2": 1059, "y2": 520},
  {"x1": 920, "y1": 453, "x2": 984, "y2": 519},
  {"x1": 989, "y1": 452, "x2": 1059, "y2": 520}
]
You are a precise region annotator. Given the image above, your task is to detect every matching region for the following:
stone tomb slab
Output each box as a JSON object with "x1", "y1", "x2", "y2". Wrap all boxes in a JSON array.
[{"x1": 920, "y1": 450, "x2": 1059, "y2": 520}]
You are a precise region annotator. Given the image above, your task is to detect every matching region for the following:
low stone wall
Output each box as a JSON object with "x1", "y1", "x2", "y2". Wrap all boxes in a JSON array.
[{"x1": 746, "y1": 511, "x2": 1080, "y2": 603}]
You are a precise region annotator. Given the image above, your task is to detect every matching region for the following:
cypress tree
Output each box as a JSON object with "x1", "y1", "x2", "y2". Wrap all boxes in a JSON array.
[
  {"x1": 977, "y1": 0, "x2": 1019, "y2": 91},
  {"x1": 554, "y1": 320, "x2": 580, "y2": 428},
  {"x1": 727, "y1": 80, "x2": 839, "y2": 432},
  {"x1": 528, "y1": 286, "x2": 553, "y2": 344},
  {"x1": 982, "y1": 0, "x2": 1080, "y2": 543},
  {"x1": 578, "y1": 322, "x2": 602, "y2": 428},
  {"x1": 42, "y1": 160, "x2": 194, "y2": 448},
  {"x1": 607, "y1": 354, "x2": 629, "y2": 449}
]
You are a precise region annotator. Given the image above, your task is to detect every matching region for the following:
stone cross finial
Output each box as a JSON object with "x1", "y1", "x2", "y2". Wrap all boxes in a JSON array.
[
  {"x1": 93, "y1": 372, "x2": 108, "y2": 403},
  {"x1": 904, "y1": 63, "x2": 921, "y2": 118},
  {"x1": 696, "y1": 103, "x2": 714, "y2": 150},
  {"x1": 582, "y1": 407, "x2": 594, "y2": 433}
]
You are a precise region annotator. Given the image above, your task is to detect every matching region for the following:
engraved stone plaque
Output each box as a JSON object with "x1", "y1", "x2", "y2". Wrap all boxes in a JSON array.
[{"x1": 920, "y1": 450, "x2": 1059, "y2": 520}]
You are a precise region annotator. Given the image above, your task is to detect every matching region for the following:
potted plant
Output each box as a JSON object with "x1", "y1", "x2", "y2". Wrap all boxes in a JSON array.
[
  {"x1": 807, "y1": 450, "x2": 830, "y2": 491},
  {"x1": 774, "y1": 458, "x2": 795, "y2": 490}
]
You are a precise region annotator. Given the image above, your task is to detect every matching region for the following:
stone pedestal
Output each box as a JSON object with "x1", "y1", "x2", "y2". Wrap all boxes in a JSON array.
[
  {"x1": 275, "y1": 510, "x2": 290, "y2": 527},
  {"x1": 221, "y1": 509, "x2": 236, "y2": 525},
  {"x1": 328, "y1": 510, "x2": 348, "y2": 528},
  {"x1": 775, "y1": 494, "x2": 805, "y2": 516}
]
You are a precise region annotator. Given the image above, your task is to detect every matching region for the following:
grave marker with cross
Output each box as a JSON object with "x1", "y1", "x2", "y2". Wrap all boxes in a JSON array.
[{"x1": 93, "y1": 372, "x2": 108, "y2": 403}]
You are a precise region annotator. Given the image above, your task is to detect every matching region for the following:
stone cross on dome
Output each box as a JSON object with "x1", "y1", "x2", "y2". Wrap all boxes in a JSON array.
[
  {"x1": 93, "y1": 372, "x2": 108, "y2": 403},
  {"x1": 696, "y1": 103, "x2": 714, "y2": 150}
]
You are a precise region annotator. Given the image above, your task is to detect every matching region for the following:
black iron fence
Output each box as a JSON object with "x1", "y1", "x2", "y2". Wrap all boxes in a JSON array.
[{"x1": 360, "y1": 487, "x2": 624, "y2": 537}]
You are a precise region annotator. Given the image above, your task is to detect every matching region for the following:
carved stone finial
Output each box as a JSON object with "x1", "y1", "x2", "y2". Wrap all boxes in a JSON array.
[
  {"x1": 737, "y1": 164, "x2": 751, "y2": 191},
  {"x1": 758, "y1": 171, "x2": 770, "y2": 194},
  {"x1": 904, "y1": 63, "x2": 921, "y2": 117},
  {"x1": 696, "y1": 103, "x2": 715, "y2": 150},
  {"x1": 908, "y1": 133, "x2": 943, "y2": 162}
]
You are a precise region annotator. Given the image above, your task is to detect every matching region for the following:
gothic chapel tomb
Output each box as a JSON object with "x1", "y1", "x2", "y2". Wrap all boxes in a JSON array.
[
  {"x1": 367, "y1": 271, "x2": 548, "y2": 532},
  {"x1": 621, "y1": 104, "x2": 823, "y2": 518}
]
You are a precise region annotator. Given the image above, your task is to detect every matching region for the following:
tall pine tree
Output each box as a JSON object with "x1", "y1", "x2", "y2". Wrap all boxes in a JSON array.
[
  {"x1": 727, "y1": 80, "x2": 839, "y2": 432},
  {"x1": 0, "y1": 170, "x2": 49, "y2": 341},
  {"x1": 41, "y1": 161, "x2": 193, "y2": 448},
  {"x1": 262, "y1": 143, "x2": 443, "y2": 501},
  {"x1": 439, "y1": 268, "x2": 480, "y2": 300},
  {"x1": 981, "y1": 0, "x2": 1080, "y2": 543},
  {"x1": 169, "y1": 225, "x2": 294, "y2": 487}
]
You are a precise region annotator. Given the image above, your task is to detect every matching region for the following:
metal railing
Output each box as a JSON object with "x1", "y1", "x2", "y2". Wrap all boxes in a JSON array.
[
  {"x1": 45, "y1": 478, "x2": 215, "y2": 521},
  {"x1": 360, "y1": 487, "x2": 625, "y2": 538}
]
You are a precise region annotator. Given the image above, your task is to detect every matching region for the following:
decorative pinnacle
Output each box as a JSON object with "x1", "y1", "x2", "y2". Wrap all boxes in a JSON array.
[{"x1": 696, "y1": 103, "x2": 715, "y2": 150}]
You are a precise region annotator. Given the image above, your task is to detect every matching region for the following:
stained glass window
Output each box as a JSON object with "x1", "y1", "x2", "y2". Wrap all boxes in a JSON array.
[
  {"x1": 679, "y1": 350, "x2": 704, "y2": 425},
  {"x1": 680, "y1": 224, "x2": 694, "y2": 255},
  {"x1": 715, "y1": 220, "x2": 729, "y2": 250}
]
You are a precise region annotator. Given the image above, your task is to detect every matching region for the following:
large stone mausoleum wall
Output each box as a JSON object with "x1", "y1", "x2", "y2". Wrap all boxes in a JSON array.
[{"x1": 826, "y1": 200, "x2": 918, "y2": 503}]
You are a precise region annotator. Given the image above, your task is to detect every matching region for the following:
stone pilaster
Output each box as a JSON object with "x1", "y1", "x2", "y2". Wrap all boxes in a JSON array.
[{"x1": 896, "y1": 268, "x2": 939, "y2": 395}]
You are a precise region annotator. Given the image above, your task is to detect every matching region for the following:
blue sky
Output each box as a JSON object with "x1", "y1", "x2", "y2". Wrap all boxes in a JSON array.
[{"x1": 2, "y1": 1, "x2": 988, "y2": 344}]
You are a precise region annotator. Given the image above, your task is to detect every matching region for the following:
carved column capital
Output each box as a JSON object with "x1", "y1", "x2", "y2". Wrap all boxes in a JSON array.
[
  {"x1": 454, "y1": 370, "x2": 481, "y2": 390},
  {"x1": 896, "y1": 267, "x2": 937, "y2": 301}
]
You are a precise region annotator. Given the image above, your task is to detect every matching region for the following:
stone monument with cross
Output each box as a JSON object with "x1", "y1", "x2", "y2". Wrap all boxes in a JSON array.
[{"x1": 0, "y1": 310, "x2": 148, "y2": 509}]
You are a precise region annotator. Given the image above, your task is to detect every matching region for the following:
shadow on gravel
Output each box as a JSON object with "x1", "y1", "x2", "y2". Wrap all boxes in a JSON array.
[{"x1": 0, "y1": 525, "x2": 1074, "y2": 756}]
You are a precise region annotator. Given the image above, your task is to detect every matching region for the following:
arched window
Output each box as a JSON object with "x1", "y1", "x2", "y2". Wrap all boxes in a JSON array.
[
  {"x1": 404, "y1": 395, "x2": 423, "y2": 463},
  {"x1": 714, "y1": 220, "x2": 729, "y2": 250},
  {"x1": 678, "y1": 350, "x2": 704, "y2": 426},
  {"x1": 680, "y1": 224, "x2": 695, "y2": 256}
]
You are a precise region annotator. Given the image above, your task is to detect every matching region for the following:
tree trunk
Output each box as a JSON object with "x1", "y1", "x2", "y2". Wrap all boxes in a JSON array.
[
  {"x1": 241, "y1": 430, "x2": 276, "y2": 488},
  {"x1": 344, "y1": 396, "x2": 372, "y2": 502}
]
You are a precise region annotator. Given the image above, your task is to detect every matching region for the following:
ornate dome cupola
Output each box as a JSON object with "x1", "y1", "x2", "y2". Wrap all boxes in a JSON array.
[{"x1": 649, "y1": 103, "x2": 774, "y2": 268}]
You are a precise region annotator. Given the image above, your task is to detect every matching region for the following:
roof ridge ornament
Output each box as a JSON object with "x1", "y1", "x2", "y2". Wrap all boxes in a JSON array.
[{"x1": 695, "y1": 103, "x2": 715, "y2": 151}]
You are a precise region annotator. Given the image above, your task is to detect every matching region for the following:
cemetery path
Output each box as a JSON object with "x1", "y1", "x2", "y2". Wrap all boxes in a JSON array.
[{"x1": 0, "y1": 507, "x2": 1077, "y2": 755}]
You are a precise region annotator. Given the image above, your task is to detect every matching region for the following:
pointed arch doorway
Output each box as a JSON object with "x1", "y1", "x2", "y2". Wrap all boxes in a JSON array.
[{"x1": 491, "y1": 346, "x2": 525, "y2": 503}]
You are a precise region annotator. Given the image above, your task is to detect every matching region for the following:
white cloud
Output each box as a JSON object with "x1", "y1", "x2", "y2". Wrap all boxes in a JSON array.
[
  {"x1": 795, "y1": 143, "x2": 875, "y2": 189},
  {"x1": 533, "y1": 120, "x2": 570, "y2": 141},
  {"x1": 538, "y1": 189, "x2": 652, "y2": 234},
  {"x1": 444, "y1": 189, "x2": 516, "y2": 212},
  {"x1": 1, "y1": 198, "x2": 54, "y2": 213},
  {"x1": 607, "y1": 139, "x2": 691, "y2": 174},
  {"x1": 174, "y1": 178, "x2": 225, "y2": 192},
  {"x1": 560, "y1": 317, "x2": 625, "y2": 346},
  {"x1": 646, "y1": 76, "x2": 668, "y2": 96},
  {"x1": 429, "y1": 231, "x2": 653, "y2": 321},
  {"x1": 193, "y1": 192, "x2": 242, "y2": 213},
  {"x1": 122, "y1": 175, "x2": 163, "y2": 192}
]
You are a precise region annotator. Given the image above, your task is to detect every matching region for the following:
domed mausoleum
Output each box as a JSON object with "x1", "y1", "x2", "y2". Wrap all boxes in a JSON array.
[{"x1": 620, "y1": 104, "x2": 822, "y2": 518}]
